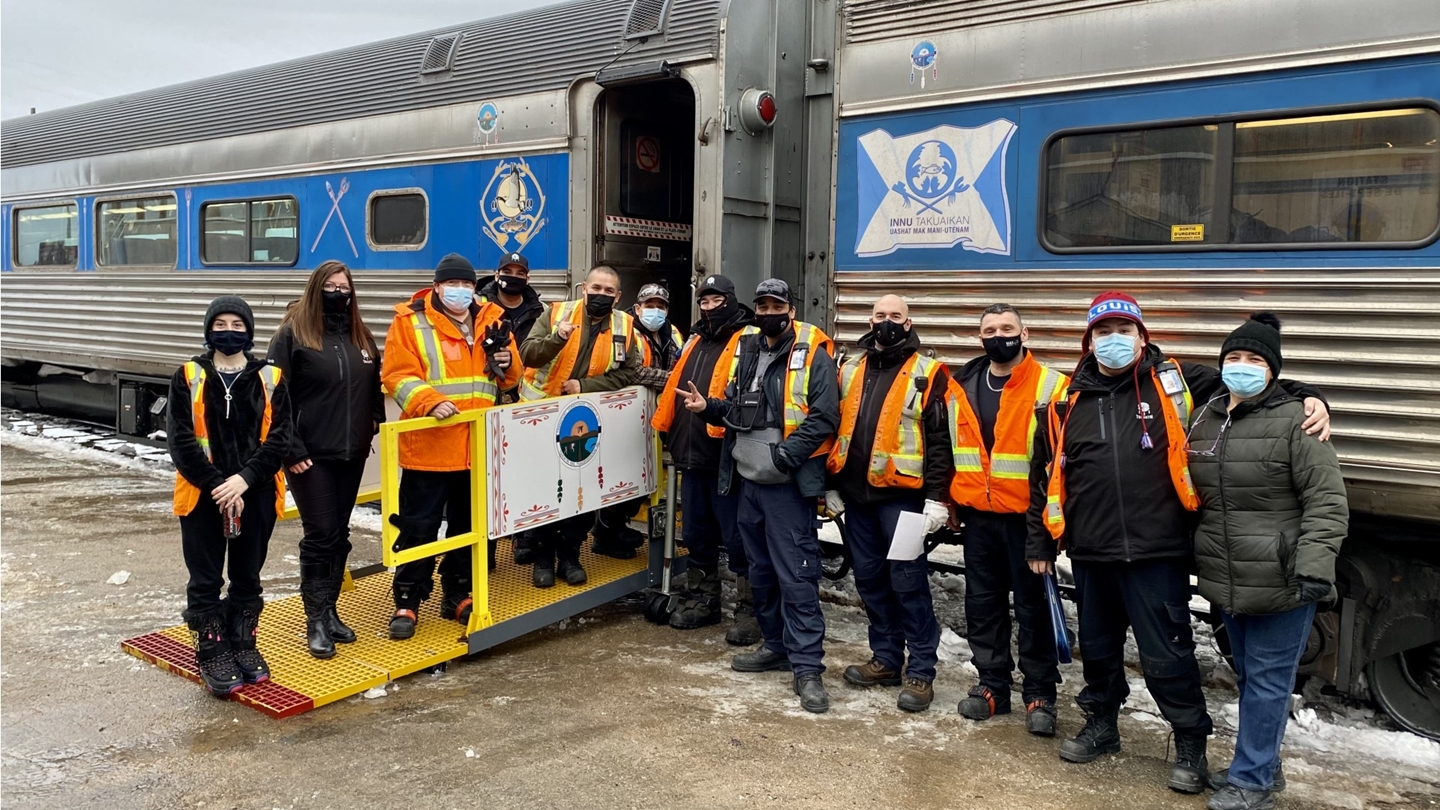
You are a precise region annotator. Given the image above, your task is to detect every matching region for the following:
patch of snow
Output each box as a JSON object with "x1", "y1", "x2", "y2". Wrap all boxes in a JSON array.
[
  {"x1": 363, "y1": 685, "x2": 388, "y2": 699},
  {"x1": 106, "y1": 571, "x2": 131, "y2": 586},
  {"x1": 1286, "y1": 706, "x2": 1440, "y2": 773}
]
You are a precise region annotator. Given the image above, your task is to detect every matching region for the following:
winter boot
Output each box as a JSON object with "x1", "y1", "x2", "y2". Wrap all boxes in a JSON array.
[
  {"x1": 557, "y1": 555, "x2": 588, "y2": 586},
  {"x1": 513, "y1": 532, "x2": 536, "y2": 565},
  {"x1": 1026, "y1": 698, "x2": 1059, "y2": 737},
  {"x1": 1168, "y1": 732, "x2": 1210, "y2": 794},
  {"x1": 590, "y1": 513, "x2": 637, "y2": 559},
  {"x1": 794, "y1": 673, "x2": 830, "y2": 714},
  {"x1": 958, "y1": 684, "x2": 1011, "y2": 720},
  {"x1": 1207, "y1": 786, "x2": 1276, "y2": 810},
  {"x1": 843, "y1": 658, "x2": 902, "y2": 687},
  {"x1": 669, "y1": 565, "x2": 722, "y2": 630},
  {"x1": 1208, "y1": 763, "x2": 1286, "y2": 793},
  {"x1": 188, "y1": 611, "x2": 243, "y2": 697},
  {"x1": 389, "y1": 583, "x2": 420, "y2": 640},
  {"x1": 731, "y1": 646, "x2": 792, "y2": 672},
  {"x1": 440, "y1": 587, "x2": 474, "y2": 626},
  {"x1": 1059, "y1": 709, "x2": 1122, "y2": 763},
  {"x1": 228, "y1": 602, "x2": 271, "y2": 685},
  {"x1": 322, "y1": 560, "x2": 356, "y2": 644},
  {"x1": 897, "y1": 678, "x2": 935, "y2": 712},
  {"x1": 725, "y1": 576, "x2": 762, "y2": 646},
  {"x1": 300, "y1": 562, "x2": 335, "y2": 659}
]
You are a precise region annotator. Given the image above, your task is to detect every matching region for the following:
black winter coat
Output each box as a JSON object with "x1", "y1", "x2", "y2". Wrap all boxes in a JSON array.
[
  {"x1": 266, "y1": 314, "x2": 384, "y2": 464},
  {"x1": 664, "y1": 304, "x2": 754, "y2": 471},
  {"x1": 480, "y1": 278, "x2": 545, "y2": 402},
  {"x1": 167, "y1": 354, "x2": 292, "y2": 493}
]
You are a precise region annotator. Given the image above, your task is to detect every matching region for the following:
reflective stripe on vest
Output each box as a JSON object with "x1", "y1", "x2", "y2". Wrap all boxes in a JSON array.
[
  {"x1": 174, "y1": 361, "x2": 284, "y2": 517},
  {"x1": 394, "y1": 312, "x2": 499, "y2": 410},
  {"x1": 721, "y1": 323, "x2": 834, "y2": 454},
  {"x1": 520, "y1": 302, "x2": 632, "y2": 401},
  {"x1": 830, "y1": 352, "x2": 938, "y2": 487}
]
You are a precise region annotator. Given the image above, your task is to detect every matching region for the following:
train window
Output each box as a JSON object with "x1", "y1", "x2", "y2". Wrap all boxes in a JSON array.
[
  {"x1": 13, "y1": 203, "x2": 79, "y2": 267},
  {"x1": 1045, "y1": 125, "x2": 1219, "y2": 248},
  {"x1": 96, "y1": 195, "x2": 177, "y2": 267},
  {"x1": 200, "y1": 198, "x2": 298, "y2": 265},
  {"x1": 368, "y1": 191, "x2": 427, "y2": 249},
  {"x1": 1232, "y1": 108, "x2": 1440, "y2": 245},
  {"x1": 619, "y1": 119, "x2": 691, "y2": 223}
]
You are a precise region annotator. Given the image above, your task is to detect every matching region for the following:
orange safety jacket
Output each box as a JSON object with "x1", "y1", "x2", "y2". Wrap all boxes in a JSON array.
[
  {"x1": 381, "y1": 289, "x2": 521, "y2": 472},
  {"x1": 827, "y1": 352, "x2": 944, "y2": 489},
  {"x1": 718, "y1": 321, "x2": 836, "y2": 456},
  {"x1": 172, "y1": 361, "x2": 286, "y2": 517},
  {"x1": 1043, "y1": 358, "x2": 1198, "y2": 540},
  {"x1": 519, "y1": 301, "x2": 636, "y2": 401},
  {"x1": 640, "y1": 323, "x2": 684, "y2": 368},
  {"x1": 948, "y1": 353, "x2": 1069, "y2": 513},
  {"x1": 652, "y1": 329, "x2": 748, "y2": 433}
]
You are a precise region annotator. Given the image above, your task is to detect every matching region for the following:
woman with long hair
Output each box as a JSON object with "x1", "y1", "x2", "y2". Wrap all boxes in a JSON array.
[{"x1": 267, "y1": 260, "x2": 385, "y2": 659}]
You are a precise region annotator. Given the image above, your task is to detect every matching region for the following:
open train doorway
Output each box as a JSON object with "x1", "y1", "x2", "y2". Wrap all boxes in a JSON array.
[{"x1": 593, "y1": 78, "x2": 697, "y2": 332}]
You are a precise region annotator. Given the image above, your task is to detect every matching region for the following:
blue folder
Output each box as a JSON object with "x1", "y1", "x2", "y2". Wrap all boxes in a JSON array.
[{"x1": 1045, "y1": 573, "x2": 1073, "y2": 664}]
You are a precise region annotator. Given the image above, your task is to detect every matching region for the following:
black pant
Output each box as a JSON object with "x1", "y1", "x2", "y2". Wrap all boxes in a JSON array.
[
  {"x1": 286, "y1": 459, "x2": 364, "y2": 567},
  {"x1": 1072, "y1": 557, "x2": 1214, "y2": 735},
  {"x1": 596, "y1": 497, "x2": 643, "y2": 537},
  {"x1": 392, "y1": 469, "x2": 472, "y2": 607},
  {"x1": 961, "y1": 508, "x2": 1060, "y2": 702},
  {"x1": 533, "y1": 513, "x2": 589, "y2": 564},
  {"x1": 180, "y1": 486, "x2": 277, "y2": 617},
  {"x1": 680, "y1": 467, "x2": 744, "y2": 574},
  {"x1": 737, "y1": 479, "x2": 825, "y2": 675}
]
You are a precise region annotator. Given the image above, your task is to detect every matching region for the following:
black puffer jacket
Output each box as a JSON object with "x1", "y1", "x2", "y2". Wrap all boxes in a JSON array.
[
  {"x1": 1188, "y1": 383, "x2": 1348, "y2": 615},
  {"x1": 479, "y1": 277, "x2": 545, "y2": 342},
  {"x1": 167, "y1": 354, "x2": 292, "y2": 493},
  {"x1": 266, "y1": 313, "x2": 384, "y2": 464}
]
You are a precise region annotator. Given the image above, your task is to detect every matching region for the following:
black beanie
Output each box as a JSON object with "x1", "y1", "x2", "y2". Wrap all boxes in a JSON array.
[
  {"x1": 203, "y1": 295, "x2": 255, "y2": 336},
  {"x1": 1220, "y1": 312, "x2": 1282, "y2": 375},
  {"x1": 434, "y1": 253, "x2": 477, "y2": 285}
]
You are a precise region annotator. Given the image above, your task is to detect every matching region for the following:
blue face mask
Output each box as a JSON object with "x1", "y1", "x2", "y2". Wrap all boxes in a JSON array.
[
  {"x1": 1093, "y1": 333, "x2": 1139, "y2": 370},
  {"x1": 638, "y1": 308, "x2": 668, "y2": 332},
  {"x1": 440, "y1": 286, "x2": 474, "y2": 312},
  {"x1": 1222, "y1": 362, "x2": 1269, "y2": 398}
]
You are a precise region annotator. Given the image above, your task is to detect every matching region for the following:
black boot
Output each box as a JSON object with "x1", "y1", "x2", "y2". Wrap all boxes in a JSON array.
[
  {"x1": 1207, "y1": 785, "x2": 1276, "y2": 810},
  {"x1": 725, "y1": 576, "x2": 762, "y2": 646},
  {"x1": 439, "y1": 578, "x2": 474, "y2": 625},
  {"x1": 300, "y1": 563, "x2": 335, "y2": 659},
  {"x1": 794, "y1": 673, "x2": 830, "y2": 714},
  {"x1": 958, "y1": 685, "x2": 1011, "y2": 720},
  {"x1": 227, "y1": 601, "x2": 271, "y2": 685},
  {"x1": 532, "y1": 543, "x2": 556, "y2": 589},
  {"x1": 389, "y1": 583, "x2": 420, "y2": 640},
  {"x1": 1168, "y1": 732, "x2": 1209, "y2": 794},
  {"x1": 513, "y1": 532, "x2": 535, "y2": 565},
  {"x1": 591, "y1": 514, "x2": 637, "y2": 559},
  {"x1": 669, "y1": 565, "x2": 722, "y2": 629},
  {"x1": 1026, "y1": 698, "x2": 1059, "y2": 737},
  {"x1": 557, "y1": 555, "x2": 588, "y2": 586},
  {"x1": 187, "y1": 610, "x2": 243, "y2": 697},
  {"x1": 1209, "y1": 763, "x2": 1286, "y2": 793},
  {"x1": 323, "y1": 560, "x2": 356, "y2": 644},
  {"x1": 732, "y1": 647, "x2": 792, "y2": 672},
  {"x1": 1058, "y1": 709, "x2": 1122, "y2": 763}
]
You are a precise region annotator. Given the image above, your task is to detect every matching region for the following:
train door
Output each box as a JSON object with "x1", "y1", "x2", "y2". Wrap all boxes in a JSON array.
[{"x1": 593, "y1": 79, "x2": 697, "y2": 331}]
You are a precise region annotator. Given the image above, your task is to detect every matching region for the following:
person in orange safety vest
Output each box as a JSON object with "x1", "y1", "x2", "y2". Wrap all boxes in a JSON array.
[{"x1": 381, "y1": 254, "x2": 520, "y2": 641}]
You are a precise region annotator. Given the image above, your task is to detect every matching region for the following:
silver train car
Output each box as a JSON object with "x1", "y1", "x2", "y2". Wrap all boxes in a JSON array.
[{"x1": 3, "y1": 0, "x2": 1439, "y2": 737}]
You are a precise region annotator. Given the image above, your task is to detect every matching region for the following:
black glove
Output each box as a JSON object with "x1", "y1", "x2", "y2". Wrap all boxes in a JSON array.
[
  {"x1": 772, "y1": 445, "x2": 796, "y2": 475},
  {"x1": 482, "y1": 319, "x2": 513, "y2": 379},
  {"x1": 1295, "y1": 576, "x2": 1332, "y2": 606}
]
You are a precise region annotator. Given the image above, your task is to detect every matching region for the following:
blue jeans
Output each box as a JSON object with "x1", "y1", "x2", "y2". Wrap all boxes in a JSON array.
[
  {"x1": 846, "y1": 496, "x2": 940, "y2": 680},
  {"x1": 1221, "y1": 603, "x2": 1316, "y2": 791}
]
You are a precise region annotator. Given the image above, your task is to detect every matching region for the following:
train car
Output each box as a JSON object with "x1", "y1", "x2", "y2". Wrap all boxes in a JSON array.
[{"x1": 2, "y1": 0, "x2": 1438, "y2": 738}]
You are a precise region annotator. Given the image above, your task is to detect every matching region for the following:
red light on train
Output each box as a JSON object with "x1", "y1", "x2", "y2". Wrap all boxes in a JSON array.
[{"x1": 738, "y1": 88, "x2": 777, "y2": 134}]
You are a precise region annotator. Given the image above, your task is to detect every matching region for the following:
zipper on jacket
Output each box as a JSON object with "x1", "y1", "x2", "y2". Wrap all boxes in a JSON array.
[
  {"x1": 333, "y1": 340, "x2": 352, "y2": 462},
  {"x1": 1216, "y1": 412, "x2": 1236, "y2": 613},
  {"x1": 1105, "y1": 395, "x2": 1133, "y2": 562}
]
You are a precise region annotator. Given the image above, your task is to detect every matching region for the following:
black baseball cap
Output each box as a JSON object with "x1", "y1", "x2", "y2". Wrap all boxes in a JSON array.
[
  {"x1": 497, "y1": 251, "x2": 529, "y2": 273},
  {"x1": 753, "y1": 278, "x2": 792, "y2": 304},
  {"x1": 696, "y1": 274, "x2": 736, "y2": 299}
]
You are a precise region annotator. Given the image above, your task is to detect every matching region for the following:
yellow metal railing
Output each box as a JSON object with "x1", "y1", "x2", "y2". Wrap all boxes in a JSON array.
[{"x1": 378, "y1": 409, "x2": 491, "y2": 635}]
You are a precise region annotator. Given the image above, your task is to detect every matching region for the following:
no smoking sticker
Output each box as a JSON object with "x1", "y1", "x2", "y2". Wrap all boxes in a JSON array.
[{"x1": 635, "y1": 136, "x2": 661, "y2": 174}]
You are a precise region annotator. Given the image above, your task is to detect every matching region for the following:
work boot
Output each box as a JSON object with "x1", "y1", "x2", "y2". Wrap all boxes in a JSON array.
[
  {"x1": 732, "y1": 646, "x2": 792, "y2": 673},
  {"x1": 897, "y1": 678, "x2": 934, "y2": 712},
  {"x1": 794, "y1": 673, "x2": 830, "y2": 714},
  {"x1": 843, "y1": 658, "x2": 902, "y2": 688},
  {"x1": 1026, "y1": 698, "x2": 1059, "y2": 737},
  {"x1": 669, "y1": 565, "x2": 722, "y2": 630},
  {"x1": 532, "y1": 545, "x2": 556, "y2": 589},
  {"x1": 557, "y1": 556, "x2": 588, "y2": 586},
  {"x1": 1169, "y1": 732, "x2": 1210, "y2": 794},
  {"x1": 958, "y1": 684, "x2": 1011, "y2": 720},
  {"x1": 1207, "y1": 786, "x2": 1276, "y2": 810},
  {"x1": 1059, "y1": 709, "x2": 1122, "y2": 763},
  {"x1": 513, "y1": 533, "x2": 535, "y2": 565},
  {"x1": 439, "y1": 591, "x2": 474, "y2": 625},
  {"x1": 389, "y1": 584, "x2": 419, "y2": 640},
  {"x1": 188, "y1": 611, "x2": 243, "y2": 697},
  {"x1": 322, "y1": 562, "x2": 356, "y2": 644},
  {"x1": 1208, "y1": 763, "x2": 1286, "y2": 793},
  {"x1": 300, "y1": 564, "x2": 335, "y2": 659},
  {"x1": 725, "y1": 576, "x2": 762, "y2": 646},
  {"x1": 228, "y1": 602, "x2": 270, "y2": 685}
]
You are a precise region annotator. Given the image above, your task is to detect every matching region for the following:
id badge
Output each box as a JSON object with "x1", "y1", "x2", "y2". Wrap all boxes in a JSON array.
[
  {"x1": 1159, "y1": 368, "x2": 1184, "y2": 396},
  {"x1": 789, "y1": 347, "x2": 807, "y2": 371},
  {"x1": 613, "y1": 337, "x2": 627, "y2": 365}
]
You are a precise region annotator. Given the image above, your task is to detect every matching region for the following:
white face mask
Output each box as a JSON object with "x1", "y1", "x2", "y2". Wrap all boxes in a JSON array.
[
  {"x1": 1094, "y1": 332, "x2": 1139, "y2": 370},
  {"x1": 440, "y1": 286, "x2": 473, "y2": 313}
]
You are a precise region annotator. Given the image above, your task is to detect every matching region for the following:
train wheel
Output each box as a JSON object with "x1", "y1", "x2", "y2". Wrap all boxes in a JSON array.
[
  {"x1": 642, "y1": 591, "x2": 675, "y2": 625},
  {"x1": 1367, "y1": 641, "x2": 1440, "y2": 741}
]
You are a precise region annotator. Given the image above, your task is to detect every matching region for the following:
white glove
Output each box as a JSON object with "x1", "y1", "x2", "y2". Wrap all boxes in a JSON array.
[
  {"x1": 923, "y1": 500, "x2": 950, "y2": 536},
  {"x1": 824, "y1": 490, "x2": 845, "y2": 517}
]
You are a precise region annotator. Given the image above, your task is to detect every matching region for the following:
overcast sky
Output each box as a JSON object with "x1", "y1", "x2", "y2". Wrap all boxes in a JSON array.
[{"x1": 0, "y1": 0, "x2": 559, "y2": 120}]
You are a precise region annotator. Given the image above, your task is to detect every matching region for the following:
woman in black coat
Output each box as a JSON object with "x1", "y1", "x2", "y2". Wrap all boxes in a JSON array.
[{"x1": 267, "y1": 260, "x2": 385, "y2": 659}]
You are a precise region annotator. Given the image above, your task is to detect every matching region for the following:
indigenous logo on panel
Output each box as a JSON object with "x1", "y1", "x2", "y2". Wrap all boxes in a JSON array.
[
  {"x1": 556, "y1": 401, "x2": 601, "y2": 467},
  {"x1": 853, "y1": 120, "x2": 1017, "y2": 258}
]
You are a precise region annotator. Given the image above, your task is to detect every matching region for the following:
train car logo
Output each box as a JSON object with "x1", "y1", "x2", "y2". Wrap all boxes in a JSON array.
[
  {"x1": 476, "y1": 101, "x2": 499, "y2": 145},
  {"x1": 910, "y1": 41, "x2": 938, "y2": 88},
  {"x1": 853, "y1": 120, "x2": 1017, "y2": 258},
  {"x1": 482, "y1": 158, "x2": 548, "y2": 251}
]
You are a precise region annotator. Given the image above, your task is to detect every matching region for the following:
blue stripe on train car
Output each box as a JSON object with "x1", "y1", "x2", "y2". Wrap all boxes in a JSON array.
[{"x1": 835, "y1": 55, "x2": 1440, "y2": 272}]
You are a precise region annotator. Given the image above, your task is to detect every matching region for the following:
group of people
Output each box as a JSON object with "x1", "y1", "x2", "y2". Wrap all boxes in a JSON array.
[{"x1": 169, "y1": 254, "x2": 1346, "y2": 810}]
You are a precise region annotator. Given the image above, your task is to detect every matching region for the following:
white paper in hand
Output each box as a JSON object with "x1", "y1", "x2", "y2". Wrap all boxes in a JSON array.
[{"x1": 887, "y1": 510, "x2": 927, "y2": 561}]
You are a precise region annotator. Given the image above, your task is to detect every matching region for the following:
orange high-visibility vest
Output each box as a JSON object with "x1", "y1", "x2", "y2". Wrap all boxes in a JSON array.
[
  {"x1": 639, "y1": 323, "x2": 684, "y2": 368},
  {"x1": 1043, "y1": 359, "x2": 1197, "y2": 540},
  {"x1": 172, "y1": 361, "x2": 285, "y2": 517},
  {"x1": 652, "y1": 329, "x2": 748, "y2": 433},
  {"x1": 827, "y1": 352, "x2": 943, "y2": 489},
  {"x1": 520, "y1": 301, "x2": 636, "y2": 401},
  {"x1": 718, "y1": 321, "x2": 836, "y2": 457},
  {"x1": 948, "y1": 353, "x2": 1068, "y2": 513}
]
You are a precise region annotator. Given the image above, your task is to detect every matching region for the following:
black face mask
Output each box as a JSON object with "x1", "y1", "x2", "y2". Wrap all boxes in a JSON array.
[
  {"x1": 586, "y1": 293, "x2": 615, "y2": 319},
  {"x1": 496, "y1": 275, "x2": 529, "y2": 297},
  {"x1": 322, "y1": 290, "x2": 351, "y2": 313},
  {"x1": 982, "y1": 335, "x2": 1024, "y2": 364},
  {"x1": 756, "y1": 313, "x2": 791, "y2": 338},
  {"x1": 207, "y1": 330, "x2": 253, "y2": 356},
  {"x1": 873, "y1": 319, "x2": 908, "y2": 347},
  {"x1": 701, "y1": 298, "x2": 738, "y2": 329}
]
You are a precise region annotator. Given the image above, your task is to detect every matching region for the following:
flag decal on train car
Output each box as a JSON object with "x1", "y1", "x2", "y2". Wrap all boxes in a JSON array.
[{"x1": 853, "y1": 120, "x2": 1017, "y2": 258}]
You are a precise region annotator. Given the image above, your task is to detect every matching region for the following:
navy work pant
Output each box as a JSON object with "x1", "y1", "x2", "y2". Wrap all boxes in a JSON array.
[
  {"x1": 737, "y1": 479, "x2": 825, "y2": 675},
  {"x1": 1072, "y1": 558, "x2": 1214, "y2": 735},
  {"x1": 846, "y1": 496, "x2": 940, "y2": 680},
  {"x1": 1222, "y1": 603, "x2": 1316, "y2": 791},
  {"x1": 961, "y1": 508, "x2": 1060, "y2": 701},
  {"x1": 681, "y1": 467, "x2": 745, "y2": 575},
  {"x1": 392, "y1": 469, "x2": 472, "y2": 607},
  {"x1": 286, "y1": 459, "x2": 364, "y2": 567},
  {"x1": 180, "y1": 486, "x2": 277, "y2": 618}
]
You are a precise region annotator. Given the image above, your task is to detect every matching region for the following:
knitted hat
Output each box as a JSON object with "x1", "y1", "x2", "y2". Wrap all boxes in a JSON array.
[
  {"x1": 1083, "y1": 291, "x2": 1147, "y2": 351},
  {"x1": 434, "y1": 253, "x2": 477, "y2": 284},
  {"x1": 203, "y1": 295, "x2": 254, "y2": 336},
  {"x1": 1220, "y1": 313, "x2": 1283, "y2": 375}
]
